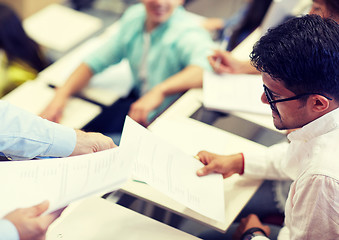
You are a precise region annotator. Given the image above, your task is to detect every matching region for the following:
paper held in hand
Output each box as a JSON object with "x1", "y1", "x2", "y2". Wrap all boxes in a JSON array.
[
  {"x1": 0, "y1": 147, "x2": 130, "y2": 218},
  {"x1": 120, "y1": 116, "x2": 225, "y2": 222},
  {"x1": 0, "y1": 117, "x2": 225, "y2": 222}
]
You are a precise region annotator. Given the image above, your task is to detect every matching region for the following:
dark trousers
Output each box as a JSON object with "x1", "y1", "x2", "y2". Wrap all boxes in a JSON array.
[{"x1": 83, "y1": 90, "x2": 139, "y2": 134}]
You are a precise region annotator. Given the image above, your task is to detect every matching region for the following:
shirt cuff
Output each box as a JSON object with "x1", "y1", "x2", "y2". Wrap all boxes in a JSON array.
[
  {"x1": 242, "y1": 149, "x2": 267, "y2": 178},
  {"x1": 45, "y1": 121, "x2": 76, "y2": 157},
  {"x1": 0, "y1": 219, "x2": 19, "y2": 240}
]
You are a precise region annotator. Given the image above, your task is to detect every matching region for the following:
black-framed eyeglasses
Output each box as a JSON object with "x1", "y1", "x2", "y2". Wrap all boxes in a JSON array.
[{"x1": 263, "y1": 84, "x2": 332, "y2": 110}]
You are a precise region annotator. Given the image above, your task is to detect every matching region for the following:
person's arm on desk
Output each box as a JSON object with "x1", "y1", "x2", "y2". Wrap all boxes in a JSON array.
[
  {"x1": 40, "y1": 63, "x2": 94, "y2": 123},
  {"x1": 0, "y1": 201, "x2": 63, "y2": 240},
  {"x1": 128, "y1": 65, "x2": 203, "y2": 126},
  {"x1": 208, "y1": 49, "x2": 259, "y2": 75}
]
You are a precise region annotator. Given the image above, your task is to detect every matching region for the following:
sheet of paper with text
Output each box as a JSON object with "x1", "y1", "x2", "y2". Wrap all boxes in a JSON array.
[
  {"x1": 119, "y1": 116, "x2": 225, "y2": 222},
  {"x1": 0, "y1": 147, "x2": 131, "y2": 218}
]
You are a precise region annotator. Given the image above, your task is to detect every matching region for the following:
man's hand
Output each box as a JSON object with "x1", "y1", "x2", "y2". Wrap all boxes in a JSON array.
[
  {"x1": 233, "y1": 214, "x2": 270, "y2": 240},
  {"x1": 201, "y1": 18, "x2": 225, "y2": 32},
  {"x1": 196, "y1": 151, "x2": 244, "y2": 178},
  {"x1": 128, "y1": 88, "x2": 165, "y2": 127},
  {"x1": 208, "y1": 50, "x2": 256, "y2": 74},
  {"x1": 40, "y1": 89, "x2": 69, "y2": 123},
  {"x1": 70, "y1": 130, "x2": 117, "y2": 156},
  {"x1": 4, "y1": 201, "x2": 64, "y2": 240}
]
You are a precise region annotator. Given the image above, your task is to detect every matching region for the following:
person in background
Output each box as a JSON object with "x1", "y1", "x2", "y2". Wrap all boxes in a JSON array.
[
  {"x1": 197, "y1": 15, "x2": 339, "y2": 239},
  {"x1": 208, "y1": 0, "x2": 339, "y2": 75},
  {"x1": 0, "y1": 3, "x2": 49, "y2": 97},
  {"x1": 202, "y1": 0, "x2": 272, "y2": 51},
  {"x1": 40, "y1": 0, "x2": 213, "y2": 134},
  {"x1": 0, "y1": 100, "x2": 116, "y2": 239}
]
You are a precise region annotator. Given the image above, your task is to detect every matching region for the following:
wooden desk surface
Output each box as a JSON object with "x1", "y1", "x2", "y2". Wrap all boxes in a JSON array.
[{"x1": 47, "y1": 196, "x2": 200, "y2": 240}]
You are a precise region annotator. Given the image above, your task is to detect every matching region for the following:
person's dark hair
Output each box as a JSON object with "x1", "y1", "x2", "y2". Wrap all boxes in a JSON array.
[
  {"x1": 324, "y1": 0, "x2": 339, "y2": 17},
  {"x1": 250, "y1": 14, "x2": 339, "y2": 100},
  {"x1": 0, "y1": 4, "x2": 48, "y2": 71}
]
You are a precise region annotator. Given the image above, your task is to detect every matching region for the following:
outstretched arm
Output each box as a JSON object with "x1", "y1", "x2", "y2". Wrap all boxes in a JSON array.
[
  {"x1": 128, "y1": 65, "x2": 203, "y2": 126},
  {"x1": 40, "y1": 63, "x2": 94, "y2": 123},
  {"x1": 208, "y1": 50, "x2": 259, "y2": 75}
]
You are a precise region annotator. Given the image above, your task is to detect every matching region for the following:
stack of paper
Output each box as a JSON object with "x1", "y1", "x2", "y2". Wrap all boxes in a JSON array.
[{"x1": 203, "y1": 71, "x2": 271, "y2": 115}]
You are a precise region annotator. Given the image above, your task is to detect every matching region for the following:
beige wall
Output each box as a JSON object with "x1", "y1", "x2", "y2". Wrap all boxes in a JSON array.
[{"x1": 0, "y1": 0, "x2": 64, "y2": 19}]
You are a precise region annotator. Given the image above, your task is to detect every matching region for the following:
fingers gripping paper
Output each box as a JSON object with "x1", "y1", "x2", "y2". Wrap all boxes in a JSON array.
[{"x1": 119, "y1": 116, "x2": 225, "y2": 222}]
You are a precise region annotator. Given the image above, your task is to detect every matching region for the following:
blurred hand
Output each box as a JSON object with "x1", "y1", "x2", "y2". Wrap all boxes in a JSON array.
[
  {"x1": 128, "y1": 88, "x2": 165, "y2": 127},
  {"x1": 208, "y1": 50, "x2": 253, "y2": 74},
  {"x1": 233, "y1": 214, "x2": 270, "y2": 240},
  {"x1": 196, "y1": 151, "x2": 244, "y2": 178},
  {"x1": 40, "y1": 90, "x2": 69, "y2": 123},
  {"x1": 4, "y1": 201, "x2": 64, "y2": 240},
  {"x1": 70, "y1": 130, "x2": 117, "y2": 156},
  {"x1": 201, "y1": 18, "x2": 225, "y2": 32}
]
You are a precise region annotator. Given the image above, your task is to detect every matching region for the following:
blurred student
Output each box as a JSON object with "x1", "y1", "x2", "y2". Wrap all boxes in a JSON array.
[
  {"x1": 41, "y1": 0, "x2": 213, "y2": 133},
  {"x1": 202, "y1": 0, "x2": 272, "y2": 51},
  {"x1": 0, "y1": 100, "x2": 115, "y2": 239},
  {"x1": 0, "y1": 4, "x2": 49, "y2": 97},
  {"x1": 197, "y1": 15, "x2": 339, "y2": 239},
  {"x1": 208, "y1": 0, "x2": 339, "y2": 75}
]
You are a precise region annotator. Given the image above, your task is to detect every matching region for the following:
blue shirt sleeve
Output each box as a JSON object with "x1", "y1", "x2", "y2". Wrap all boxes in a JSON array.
[
  {"x1": 0, "y1": 219, "x2": 19, "y2": 240},
  {"x1": 0, "y1": 100, "x2": 76, "y2": 159}
]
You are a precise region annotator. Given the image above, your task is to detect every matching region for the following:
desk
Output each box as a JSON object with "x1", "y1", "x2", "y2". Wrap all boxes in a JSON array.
[
  {"x1": 120, "y1": 117, "x2": 264, "y2": 232},
  {"x1": 46, "y1": 196, "x2": 200, "y2": 240},
  {"x1": 2, "y1": 80, "x2": 102, "y2": 129},
  {"x1": 39, "y1": 21, "x2": 133, "y2": 107}
]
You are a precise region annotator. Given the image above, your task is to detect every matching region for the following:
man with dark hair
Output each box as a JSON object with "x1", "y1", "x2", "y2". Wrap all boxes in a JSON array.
[{"x1": 196, "y1": 15, "x2": 339, "y2": 239}]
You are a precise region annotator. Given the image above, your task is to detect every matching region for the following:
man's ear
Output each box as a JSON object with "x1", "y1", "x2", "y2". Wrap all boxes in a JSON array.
[{"x1": 308, "y1": 95, "x2": 331, "y2": 113}]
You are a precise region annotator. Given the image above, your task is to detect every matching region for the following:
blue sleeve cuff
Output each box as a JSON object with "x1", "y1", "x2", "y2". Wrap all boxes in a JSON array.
[
  {"x1": 45, "y1": 121, "x2": 76, "y2": 157},
  {"x1": 0, "y1": 219, "x2": 19, "y2": 240}
]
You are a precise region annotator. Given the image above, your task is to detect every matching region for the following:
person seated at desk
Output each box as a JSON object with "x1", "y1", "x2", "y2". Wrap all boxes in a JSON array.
[
  {"x1": 208, "y1": 0, "x2": 339, "y2": 75},
  {"x1": 40, "y1": 0, "x2": 213, "y2": 133},
  {"x1": 0, "y1": 3, "x2": 49, "y2": 98},
  {"x1": 202, "y1": 0, "x2": 272, "y2": 51},
  {"x1": 0, "y1": 100, "x2": 116, "y2": 240},
  {"x1": 199, "y1": 1, "x2": 339, "y2": 238},
  {"x1": 196, "y1": 15, "x2": 339, "y2": 240}
]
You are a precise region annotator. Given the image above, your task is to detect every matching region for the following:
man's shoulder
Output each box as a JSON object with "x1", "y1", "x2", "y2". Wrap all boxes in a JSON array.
[{"x1": 120, "y1": 4, "x2": 145, "y2": 25}]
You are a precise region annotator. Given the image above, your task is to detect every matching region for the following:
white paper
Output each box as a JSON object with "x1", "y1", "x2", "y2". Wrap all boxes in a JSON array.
[
  {"x1": 119, "y1": 117, "x2": 225, "y2": 222},
  {"x1": 203, "y1": 71, "x2": 271, "y2": 115},
  {"x1": 23, "y1": 4, "x2": 102, "y2": 52},
  {"x1": 0, "y1": 147, "x2": 132, "y2": 218}
]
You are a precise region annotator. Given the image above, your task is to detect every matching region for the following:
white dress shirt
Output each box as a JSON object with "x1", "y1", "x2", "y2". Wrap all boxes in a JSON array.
[{"x1": 243, "y1": 108, "x2": 339, "y2": 239}]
